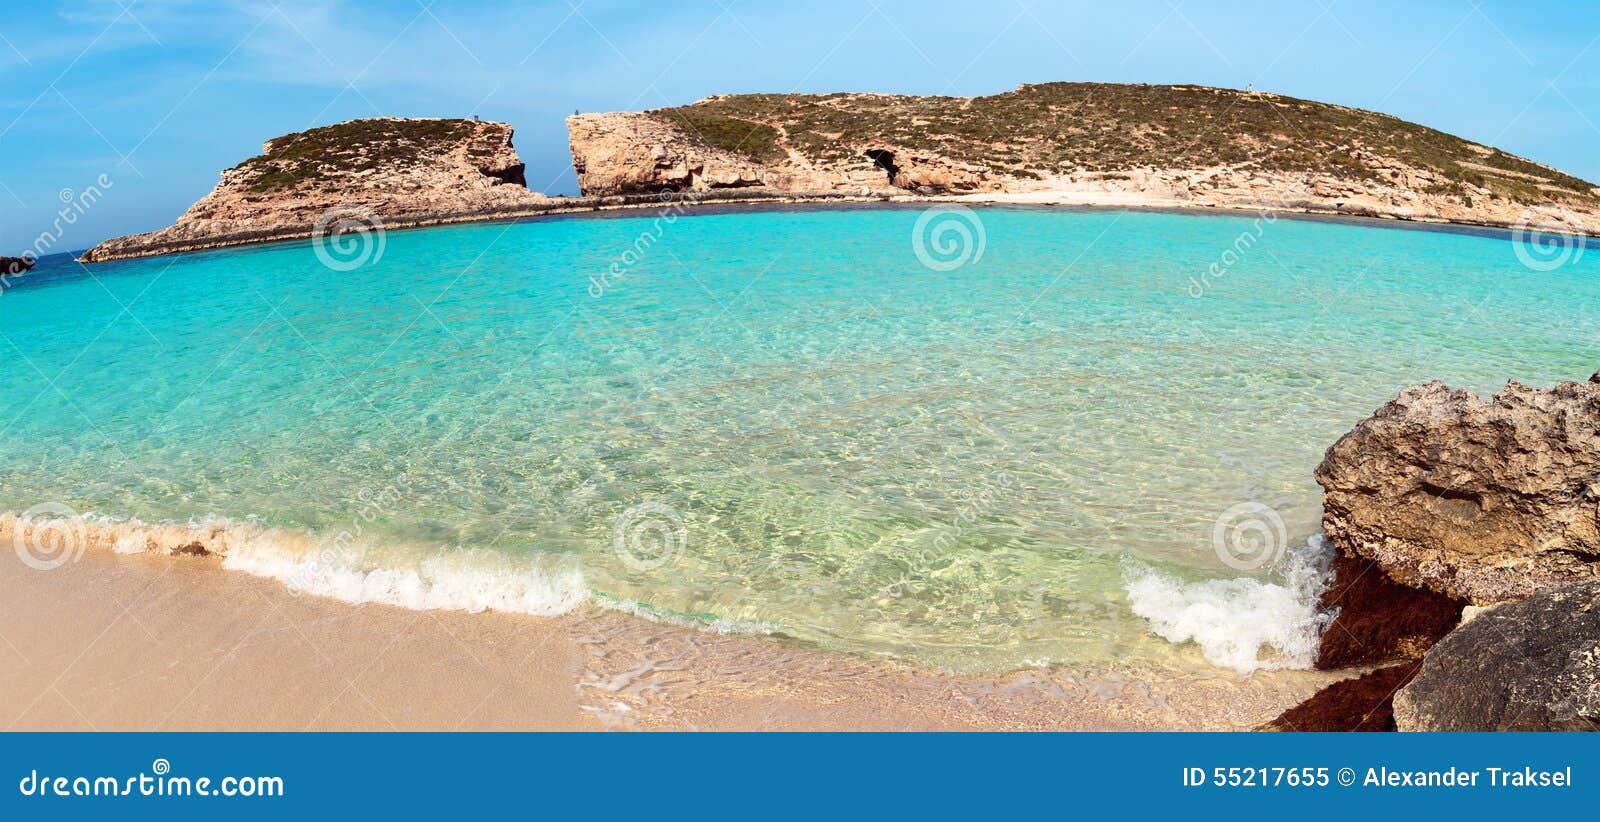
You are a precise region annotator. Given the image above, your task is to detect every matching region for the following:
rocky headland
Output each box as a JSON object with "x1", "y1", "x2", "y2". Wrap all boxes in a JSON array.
[
  {"x1": 78, "y1": 115, "x2": 885, "y2": 263},
  {"x1": 1271, "y1": 374, "x2": 1600, "y2": 731},
  {"x1": 570, "y1": 82, "x2": 1600, "y2": 234},
  {"x1": 1, "y1": 256, "x2": 33, "y2": 276},
  {"x1": 81, "y1": 118, "x2": 555, "y2": 262}
]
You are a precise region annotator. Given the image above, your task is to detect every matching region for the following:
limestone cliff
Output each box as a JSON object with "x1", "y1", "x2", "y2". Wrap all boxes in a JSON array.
[
  {"x1": 568, "y1": 83, "x2": 1600, "y2": 233},
  {"x1": 82, "y1": 117, "x2": 550, "y2": 262}
]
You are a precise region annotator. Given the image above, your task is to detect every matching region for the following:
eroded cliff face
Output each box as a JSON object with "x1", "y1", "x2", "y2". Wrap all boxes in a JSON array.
[
  {"x1": 568, "y1": 113, "x2": 771, "y2": 196},
  {"x1": 82, "y1": 117, "x2": 548, "y2": 262},
  {"x1": 567, "y1": 85, "x2": 1600, "y2": 234},
  {"x1": 567, "y1": 110, "x2": 995, "y2": 196}
]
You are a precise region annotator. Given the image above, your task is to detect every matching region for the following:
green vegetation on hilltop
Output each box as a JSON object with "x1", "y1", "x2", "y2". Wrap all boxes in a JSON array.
[
  {"x1": 650, "y1": 83, "x2": 1598, "y2": 207},
  {"x1": 233, "y1": 118, "x2": 479, "y2": 193},
  {"x1": 648, "y1": 107, "x2": 789, "y2": 164}
]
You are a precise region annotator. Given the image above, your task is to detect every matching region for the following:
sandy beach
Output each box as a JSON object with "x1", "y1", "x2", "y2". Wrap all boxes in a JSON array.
[{"x1": 0, "y1": 543, "x2": 1340, "y2": 732}]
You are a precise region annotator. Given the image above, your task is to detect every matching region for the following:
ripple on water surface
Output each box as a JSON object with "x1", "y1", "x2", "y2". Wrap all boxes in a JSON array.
[{"x1": 2, "y1": 207, "x2": 1595, "y2": 673}]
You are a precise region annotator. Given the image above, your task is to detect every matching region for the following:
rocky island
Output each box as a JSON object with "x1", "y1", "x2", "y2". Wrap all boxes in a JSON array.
[
  {"x1": 83, "y1": 83, "x2": 1600, "y2": 263},
  {"x1": 570, "y1": 82, "x2": 1600, "y2": 232}
]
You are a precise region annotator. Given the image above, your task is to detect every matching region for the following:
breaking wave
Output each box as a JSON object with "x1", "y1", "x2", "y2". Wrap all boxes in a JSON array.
[
  {"x1": 1123, "y1": 535, "x2": 1336, "y2": 674},
  {"x1": 1, "y1": 510, "x2": 589, "y2": 617}
]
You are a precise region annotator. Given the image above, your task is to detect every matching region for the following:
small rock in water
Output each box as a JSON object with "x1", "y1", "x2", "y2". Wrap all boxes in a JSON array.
[{"x1": 170, "y1": 541, "x2": 212, "y2": 557}]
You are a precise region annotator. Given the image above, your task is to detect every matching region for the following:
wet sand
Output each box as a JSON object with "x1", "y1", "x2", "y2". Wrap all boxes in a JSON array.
[{"x1": 0, "y1": 545, "x2": 1341, "y2": 732}]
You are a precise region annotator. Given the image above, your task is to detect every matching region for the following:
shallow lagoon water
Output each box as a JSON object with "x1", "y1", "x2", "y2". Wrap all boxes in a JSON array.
[{"x1": 2, "y1": 206, "x2": 1594, "y2": 673}]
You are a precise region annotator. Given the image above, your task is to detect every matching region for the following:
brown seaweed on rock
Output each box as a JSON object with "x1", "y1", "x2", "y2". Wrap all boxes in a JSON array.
[
  {"x1": 1314, "y1": 552, "x2": 1464, "y2": 669},
  {"x1": 1261, "y1": 662, "x2": 1420, "y2": 731}
]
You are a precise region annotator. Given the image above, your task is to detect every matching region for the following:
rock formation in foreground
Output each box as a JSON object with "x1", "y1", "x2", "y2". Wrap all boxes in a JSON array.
[
  {"x1": 81, "y1": 118, "x2": 551, "y2": 263},
  {"x1": 1318, "y1": 376, "x2": 1600, "y2": 607},
  {"x1": 569, "y1": 82, "x2": 1600, "y2": 233},
  {"x1": 1394, "y1": 580, "x2": 1600, "y2": 731},
  {"x1": 1, "y1": 256, "x2": 33, "y2": 276},
  {"x1": 1281, "y1": 372, "x2": 1600, "y2": 731}
]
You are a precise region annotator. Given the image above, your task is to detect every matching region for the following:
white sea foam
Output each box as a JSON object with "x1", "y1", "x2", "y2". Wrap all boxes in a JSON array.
[
  {"x1": 1, "y1": 510, "x2": 589, "y2": 617},
  {"x1": 1123, "y1": 535, "x2": 1335, "y2": 674},
  {"x1": 222, "y1": 540, "x2": 589, "y2": 616}
]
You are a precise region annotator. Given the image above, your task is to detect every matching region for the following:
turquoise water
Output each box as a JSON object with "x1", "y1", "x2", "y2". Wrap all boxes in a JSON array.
[{"x1": 2, "y1": 206, "x2": 1595, "y2": 673}]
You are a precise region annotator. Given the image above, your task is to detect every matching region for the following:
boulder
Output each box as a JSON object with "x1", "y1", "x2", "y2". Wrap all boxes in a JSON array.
[
  {"x1": 1, "y1": 256, "x2": 33, "y2": 276},
  {"x1": 1316, "y1": 375, "x2": 1600, "y2": 605},
  {"x1": 1394, "y1": 580, "x2": 1600, "y2": 731}
]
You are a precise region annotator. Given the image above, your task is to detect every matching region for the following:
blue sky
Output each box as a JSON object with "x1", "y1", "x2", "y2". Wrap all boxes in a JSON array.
[{"x1": 2, "y1": 0, "x2": 1598, "y2": 252}]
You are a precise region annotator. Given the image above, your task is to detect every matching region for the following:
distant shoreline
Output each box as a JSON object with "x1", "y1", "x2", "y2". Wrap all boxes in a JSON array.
[{"x1": 75, "y1": 188, "x2": 1597, "y2": 265}]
